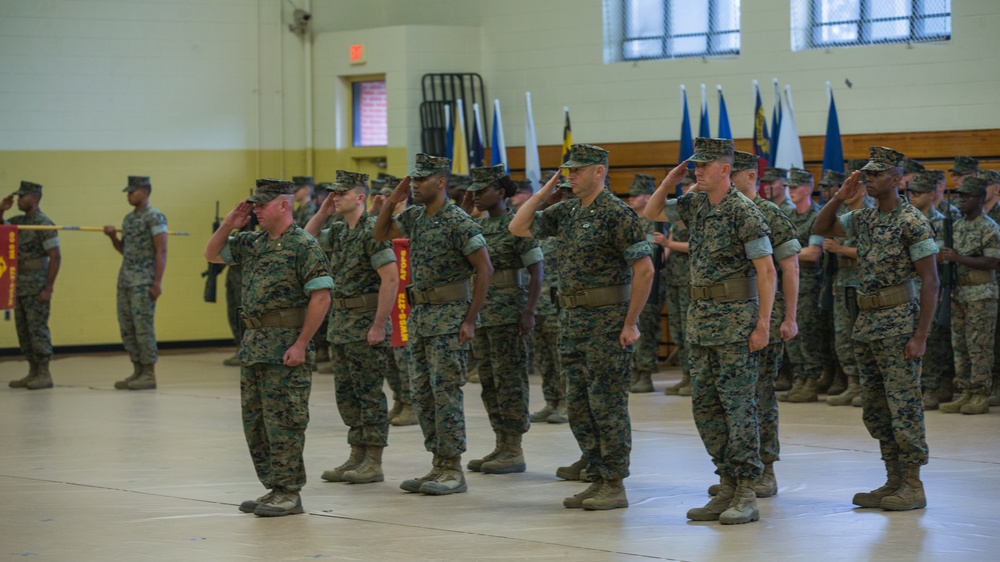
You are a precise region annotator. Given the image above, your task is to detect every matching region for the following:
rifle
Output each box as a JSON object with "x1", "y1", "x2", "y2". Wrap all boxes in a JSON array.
[
  {"x1": 818, "y1": 243, "x2": 837, "y2": 312},
  {"x1": 202, "y1": 201, "x2": 225, "y2": 303},
  {"x1": 647, "y1": 222, "x2": 667, "y2": 307},
  {"x1": 935, "y1": 193, "x2": 955, "y2": 327}
]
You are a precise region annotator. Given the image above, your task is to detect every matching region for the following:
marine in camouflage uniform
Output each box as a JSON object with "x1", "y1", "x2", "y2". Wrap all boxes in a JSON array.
[
  {"x1": 626, "y1": 174, "x2": 663, "y2": 393},
  {"x1": 292, "y1": 176, "x2": 317, "y2": 228},
  {"x1": 732, "y1": 151, "x2": 801, "y2": 497},
  {"x1": 375, "y1": 153, "x2": 492, "y2": 496},
  {"x1": 761, "y1": 167, "x2": 794, "y2": 217},
  {"x1": 815, "y1": 146, "x2": 938, "y2": 512},
  {"x1": 905, "y1": 172, "x2": 954, "y2": 409},
  {"x1": 209, "y1": 179, "x2": 333, "y2": 516},
  {"x1": 531, "y1": 232, "x2": 566, "y2": 421},
  {"x1": 104, "y1": 176, "x2": 168, "y2": 391},
  {"x1": 780, "y1": 168, "x2": 827, "y2": 402},
  {"x1": 512, "y1": 144, "x2": 653, "y2": 511},
  {"x1": 465, "y1": 164, "x2": 543, "y2": 474},
  {"x1": 3, "y1": 181, "x2": 61, "y2": 390},
  {"x1": 938, "y1": 176, "x2": 1000, "y2": 415},
  {"x1": 980, "y1": 169, "x2": 1000, "y2": 407},
  {"x1": 307, "y1": 171, "x2": 398, "y2": 483},
  {"x1": 662, "y1": 191, "x2": 693, "y2": 395},
  {"x1": 657, "y1": 139, "x2": 776, "y2": 525}
]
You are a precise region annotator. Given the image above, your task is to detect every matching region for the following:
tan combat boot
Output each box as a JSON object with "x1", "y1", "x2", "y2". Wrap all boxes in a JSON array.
[
  {"x1": 481, "y1": 433, "x2": 526, "y2": 474},
  {"x1": 419, "y1": 456, "x2": 467, "y2": 495},
  {"x1": 826, "y1": 364, "x2": 848, "y2": 396},
  {"x1": 114, "y1": 362, "x2": 142, "y2": 389},
  {"x1": 678, "y1": 373, "x2": 693, "y2": 396},
  {"x1": 827, "y1": 375, "x2": 860, "y2": 406},
  {"x1": 880, "y1": 465, "x2": 926, "y2": 511},
  {"x1": 343, "y1": 446, "x2": 384, "y2": 484},
  {"x1": 719, "y1": 477, "x2": 760, "y2": 524},
  {"x1": 9, "y1": 361, "x2": 38, "y2": 388},
  {"x1": 940, "y1": 390, "x2": 971, "y2": 413},
  {"x1": 853, "y1": 461, "x2": 903, "y2": 508},
  {"x1": 777, "y1": 378, "x2": 804, "y2": 402},
  {"x1": 321, "y1": 445, "x2": 365, "y2": 482},
  {"x1": 468, "y1": 432, "x2": 504, "y2": 472},
  {"x1": 547, "y1": 400, "x2": 569, "y2": 423},
  {"x1": 960, "y1": 392, "x2": 990, "y2": 414},
  {"x1": 582, "y1": 478, "x2": 628, "y2": 510},
  {"x1": 556, "y1": 456, "x2": 588, "y2": 480},
  {"x1": 688, "y1": 475, "x2": 735, "y2": 521},
  {"x1": 922, "y1": 388, "x2": 940, "y2": 410},
  {"x1": 530, "y1": 400, "x2": 557, "y2": 422},
  {"x1": 400, "y1": 455, "x2": 442, "y2": 493},
  {"x1": 563, "y1": 480, "x2": 605, "y2": 508},
  {"x1": 387, "y1": 399, "x2": 404, "y2": 421},
  {"x1": 253, "y1": 490, "x2": 303, "y2": 517},
  {"x1": 390, "y1": 403, "x2": 417, "y2": 426},
  {"x1": 663, "y1": 372, "x2": 689, "y2": 396},
  {"x1": 128, "y1": 364, "x2": 157, "y2": 390},
  {"x1": 753, "y1": 463, "x2": 778, "y2": 498},
  {"x1": 26, "y1": 361, "x2": 53, "y2": 390},
  {"x1": 223, "y1": 354, "x2": 242, "y2": 367},
  {"x1": 787, "y1": 378, "x2": 818, "y2": 403},
  {"x1": 630, "y1": 372, "x2": 654, "y2": 393}
]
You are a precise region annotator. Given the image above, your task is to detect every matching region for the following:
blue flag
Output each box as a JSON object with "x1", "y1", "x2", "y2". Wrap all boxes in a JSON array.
[
  {"x1": 699, "y1": 84, "x2": 710, "y2": 138},
  {"x1": 752, "y1": 81, "x2": 770, "y2": 162},
  {"x1": 490, "y1": 100, "x2": 507, "y2": 171},
  {"x1": 444, "y1": 104, "x2": 454, "y2": 161},
  {"x1": 717, "y1": 85, "x2": 732, "y2": 139},
  {"x1": 470, "y1": 103, "x2": 485, "y2": 169},
  {"x1": 678, "y1": 86, "x2": 694, "y2": 195},
  {"x1": 769, "y1": 79, "x2": 782, "y2": 166},
  {"x1": 822, "y1": 83, "x2": 844, "y2": 174}
]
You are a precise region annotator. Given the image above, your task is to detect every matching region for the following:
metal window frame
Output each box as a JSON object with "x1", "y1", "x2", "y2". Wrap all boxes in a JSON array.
[
  {"x1": 807, "y1": 0, "x2": 950, "y2": 49},
  {"x1": 619, "y1": 0, "x2": 740, "y2": 61}
]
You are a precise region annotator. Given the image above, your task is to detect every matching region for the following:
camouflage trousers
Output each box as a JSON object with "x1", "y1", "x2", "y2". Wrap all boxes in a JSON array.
[
  {"x1": 15, "y1": 292, "x2": 53, "y2": 362},
  {"x1": 116, "y1": 285, "x2": 158, "y2": 365},
  {"x1": 385, "y1": 345, "x2": 412, "y2": 405},
  {"x1": 533, "y1": 313, "x2": 564, "y2": 403},
  {"x1": 690, "y1": 342, "x2": 763, "y2": 479},
  {"x1": 665, "y1": 283, "x2": 690, "y2": 375},
  {"x1": 756, "y1": 341, "x2": 783, "y2": 466},
  {"x1": 854, "y1": 335, "x2": 928, "y2": 466},
  {"x1": 408, "y1": 333, "x2": 468, "y2": 458},
  {"x1": 331, "y1": 341, "x2": 390, "y2": 447},
  {"x1": 785, "y1": 273, "x2": 823, "y2": 381},
  {"x1": 921, "y1": 321, "x2": 954, "y2": 391},
  {"x1": 474, "y1": 324, "x2": 530, "y2": 435},
  {"x1": 951, "y1": 298, "x2": 998, "y2": 393},
  {"x1": 635, "y1": 302, "x2": 662, "y2": 376},
  {"x1": 833, "y1": 286, "x2": 859, "y2": 376},
  {"x1": 241, "y1": 362, "x2": 312, "y2": 493},
  {"x1": 560, "y1": 331, "x2": 632, "y2": 480},
  {"x1": 225, "y1": 266, "x2": 243, "y2": 345}
]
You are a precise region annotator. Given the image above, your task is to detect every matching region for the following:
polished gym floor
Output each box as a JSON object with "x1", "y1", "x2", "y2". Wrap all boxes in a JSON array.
[{"x1": 3, "y1": 348, "x2": 998, "y2": 561}]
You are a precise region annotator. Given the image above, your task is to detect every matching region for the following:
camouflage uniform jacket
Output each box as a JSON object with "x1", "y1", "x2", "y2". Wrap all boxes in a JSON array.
[
  {"x1": 839, "y1": 202, "x2": 937, "y2": 343},
  {"x1": 394, "y1": 201, "x2": 486, "y2": 337},
  {"x1": 293, "y1": 201, "x2": 317, "y2": 228},
  {"x1": 916, "y1": 204, "x2": 947, "y2": 294},
  {"x1": 788, "y1": 201, "x2": 824, "y2": 260},
  {"x1": 833, "y1": 201, "x2": 873, "y2": 289},
  {"x1": 937, "y1": 198, "x2": 961, "y2": 220},
  {"x1": 529, "y1": 189, "x2": 652, "y2": 335},
  {"x1": 950, "y1": 213, "x2": 1000, "y2": 303},
  {"x1": 318, "y1": 211, "x2": 396, "y2": 345},
  {"x1": 986, "y1": 202, "x2": 1000, "y2": 226},
  {"x1": 535, "y1": 236, "x2": 560, "y2": 316},
  {"x1": 664, "y1": 187, "x2": 773, "y2": 346},
  {"x1": 476, "y1": 210, "x2": 542, "y2": 327},
  {"x1": 222, "y1": 223, "x2": 333, "y2": 364},
  {"x1": 753, "y1": 195, "x2": 801, "y2": 344},
  {"x1": 778, "y1": 197, "x2": 795, "y2": 217},
  {"x1": 663, "y1": 222, "x2": 690, "y2": 287},
  {"x1": 6, "y1": 210, "x2": 58, "y2": 296},
  {"x1": 117, "y1": 206, "x2": 168, "y2": 288}
]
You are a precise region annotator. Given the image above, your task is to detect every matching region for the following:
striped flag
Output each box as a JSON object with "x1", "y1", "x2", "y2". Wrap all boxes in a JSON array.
[{"x1": 561, "y1": 107, "x2": 572, "y2": 166}]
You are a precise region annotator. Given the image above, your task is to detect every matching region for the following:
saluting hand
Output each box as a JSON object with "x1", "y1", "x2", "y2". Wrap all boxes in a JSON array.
[
  {"x1": 221, "y1": 201, "x2": 253, "y2": 231},
  {"x1": 834, "y1": 171, "x2": 864, "y2": 202},
  {"x1": 658, "y1": 162, "x2": 688, "y2": 192},
  {"x1": 0, "y1": 195, "x2": 13, "y2": 212},
  {"x1": 388, "y1": 177, "x2": 412, "y2": 205}
]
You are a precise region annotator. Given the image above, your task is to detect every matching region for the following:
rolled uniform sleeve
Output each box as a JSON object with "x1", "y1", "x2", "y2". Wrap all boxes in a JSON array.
[
  {"x1": 808, "y1": 234, "x2": 825, "y2": 247},
  {"x1": 908, "y1": 239, "x2": 938, "y2": 262},
  {"x1": 773, "y1": 239, "x2": 802, "y2": 262},
  {"x1": 745, "y1": 236, "x2": 774, "y2": 260},
  {"x1": 463, "y1": 233, "x2": 487, "y2": 256}
]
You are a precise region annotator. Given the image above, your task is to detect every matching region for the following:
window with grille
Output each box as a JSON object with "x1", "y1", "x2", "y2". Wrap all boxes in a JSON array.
[
  {"x1": 793, "y1": 0, "x2": 950, "y2": 51},
  {"x1": 603, "y1": 0, "x2": 740, "y2": 63},
  {"x1": 352, "y1": 79, "x2": 387, "y2": 147}
]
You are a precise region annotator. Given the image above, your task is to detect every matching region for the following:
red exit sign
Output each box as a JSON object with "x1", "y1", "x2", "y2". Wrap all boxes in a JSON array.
[{"x1": 350, "y1": 44, "x2": 365, "y2": 65}]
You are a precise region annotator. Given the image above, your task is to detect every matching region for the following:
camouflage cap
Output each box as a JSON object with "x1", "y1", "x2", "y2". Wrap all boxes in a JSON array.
[
  {"x1": 957, "y1": 176, "x2": 988, "y2": 196},
  {"x1": 687, "y1": 137, "x2": 734, "y2": 163},
  {"x1": 370, "y1": 178, "x2": 387, "y2": 192},
  {"x1": 902, "y1": 157, "x2": 925, "y2": 174},
  {"x1": 731, "y1": 151, "x2": 758, "y2": 173},
  {"x1": 787, "y1": 168, "x2": 814, "y2": 187},
  {"x1": 949, "y1": 155, "x2": 979, "y2": 174},
  {"x1": 292, "y1": 176, "x2": 314, "y2": 188},
  {"x1": 247, "y1": 178, "x2": 296, "y2": 203},
  {"x1": 409, "y1": 153, "x2": 451, "y2": 178},
  {"x1": 123, "y1": 175, "x2": 151, "y2": 193},
  {"x1": 926, "y1": 169, "x2": 946, "y2": 184},
  {"x1": 541, "y1": 170, "x2": 559, "y2": 185},
  {"x1": 846, "y1": 159, "x2": 869, "y2": 172},
  {"x1": 468, "y1": 164, "x2": 507, "y2": 192},
  {"x1": 682, "y1": 168, "x2": 697, "y2": 185},
  {"x1": 819, "y1": 170, "x2": 845, "y2": 187},
  {"x1": 979, "y1": 169, "x2": 1000, "y2": 186},
  {"x1": 448, "y1": 173, "x2": 472, "y2": 191},
  {"x1": 557, "y1": 179, "x2": 573, "y2": 191},
  {"x1": 317, "y1": 182, "x2": 333, "y2": 193},
  {"x1": 560, "y1": 144, "x2": 609, "y2": 168},
  {"x1": 907, "y1": 172, "x2": 937, "y2": 193},
  {"x1": 860, "y1": 146, "x2": 905, "y2": 172},
  {"x1": 627, "y1": 174, "x2": 656, "y2": 196},
  {"x1": 516, "y1": 180, "x2": 534, "y2": 193},
  {"x1": 761, "y1": 167, "x2": 788, "y2": 182},
  {"x1": 326, "y1": 170, "x2": 369, "y2": 193},
  {"x1": 14, "y1": 181, "x2": 42, "y2": 195}
]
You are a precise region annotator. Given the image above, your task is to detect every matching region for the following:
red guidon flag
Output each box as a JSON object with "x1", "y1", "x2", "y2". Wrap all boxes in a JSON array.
[
  {"x1": 391, "y1": 238, "x2": 411, "y2": 347},
  {"x1": 0, "y1": 225, "x2": 17, "y2": 310}
]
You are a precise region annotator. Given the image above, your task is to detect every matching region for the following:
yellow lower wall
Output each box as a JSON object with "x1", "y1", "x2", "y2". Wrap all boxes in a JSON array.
[{"x1": 0, "y1": 147, "x2": 410, "y2": 349}]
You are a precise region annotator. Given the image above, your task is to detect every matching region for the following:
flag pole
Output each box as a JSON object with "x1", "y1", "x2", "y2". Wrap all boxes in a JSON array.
[{"x1": 15, "y1": 225, "x2": 190, "y2": 235}]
